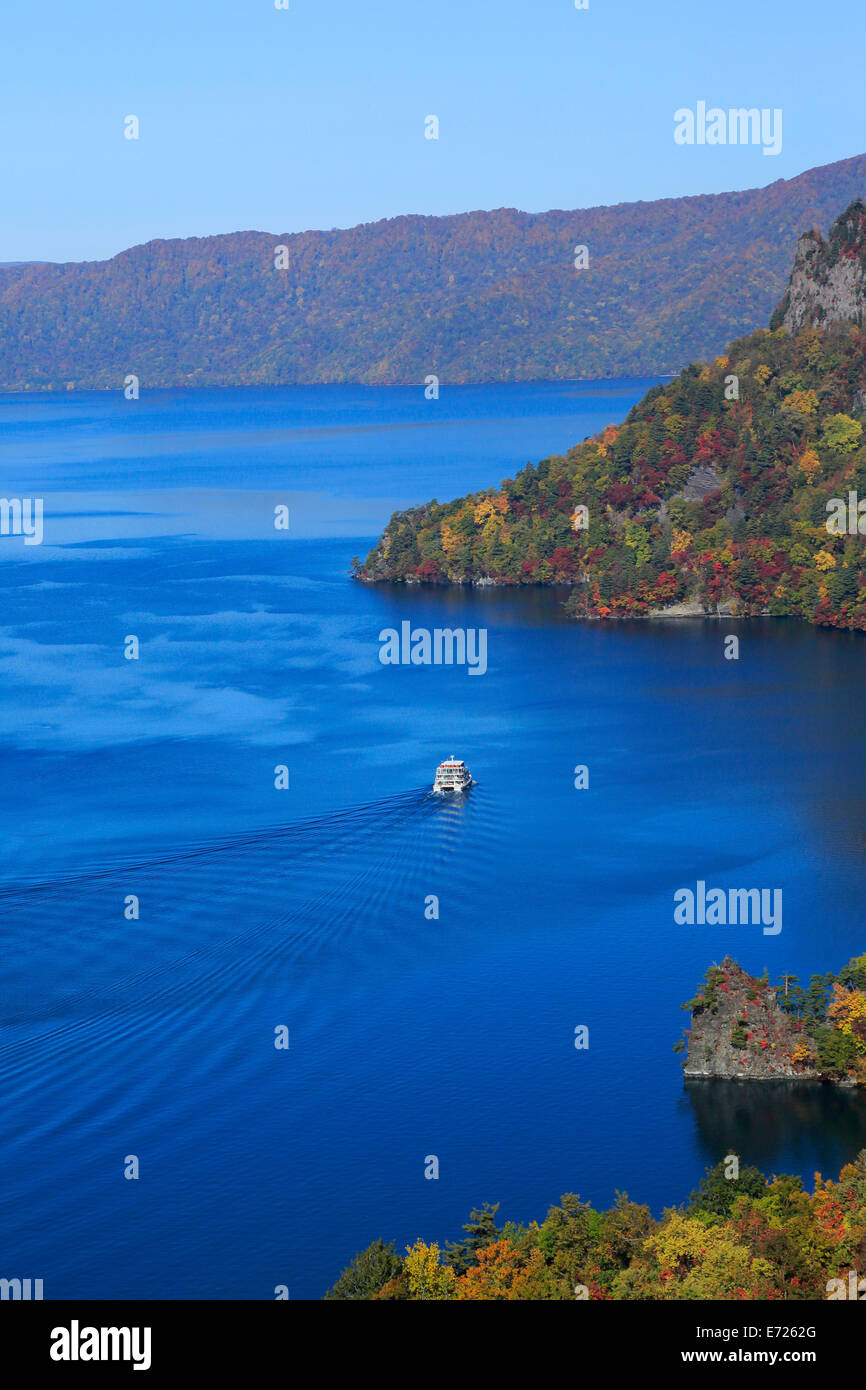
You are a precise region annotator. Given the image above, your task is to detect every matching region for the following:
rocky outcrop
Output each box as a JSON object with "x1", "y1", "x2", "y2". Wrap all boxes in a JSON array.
[
  {"x1": 683, "y1": 957, "x2": 820, "y2": 1081},
  {"x1": 683, "y1": 463, "x2": 723, "y2": 501},
  {"x1": 771, "y1": 199, "x2": 866, "y2": 333}
]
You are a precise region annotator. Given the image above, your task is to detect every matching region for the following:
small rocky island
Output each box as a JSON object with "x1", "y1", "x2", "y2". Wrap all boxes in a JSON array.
[{"x1": 679, "y1": 955, "x2": 866, "y2": 1084}]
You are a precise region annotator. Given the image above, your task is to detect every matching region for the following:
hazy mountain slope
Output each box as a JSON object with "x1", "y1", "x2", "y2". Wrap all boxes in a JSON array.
[{"x1": 2, "y1": 155, "x2": 866, "y2": 390}]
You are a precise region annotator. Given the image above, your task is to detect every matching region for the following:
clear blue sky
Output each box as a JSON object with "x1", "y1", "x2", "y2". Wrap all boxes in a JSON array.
[{"x1": 2, "y1": 0, "x2": 864, "y2": 263}]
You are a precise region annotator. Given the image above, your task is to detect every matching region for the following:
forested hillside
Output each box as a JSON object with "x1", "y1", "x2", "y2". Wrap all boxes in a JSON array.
[
  {"x1": 1, "y1": 155, "x2": 866, "y2": 390},
  {"x1": 356, "y1": 202, "x2": 866, "y2": 631},
  {"x1": 325, "y1": 1150, "x2": 866, "y2": 1299}
]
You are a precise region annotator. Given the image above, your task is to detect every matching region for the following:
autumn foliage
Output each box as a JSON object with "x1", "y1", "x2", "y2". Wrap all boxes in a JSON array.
[
  {"x1": 357, "y1": 203, "x2": 866, "y2": 632},
  {"x1": 326, "y1": 1151, "x2": 866, "y2": 1300}
]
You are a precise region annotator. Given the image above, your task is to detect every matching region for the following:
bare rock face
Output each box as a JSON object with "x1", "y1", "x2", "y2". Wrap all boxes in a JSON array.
[
  {"x1": 683, "y1": 957, "x2": 820, "y2": 1081},
  {"x1": 771, "y1": 200, "x2": 866, "y2": 334},
  {"x1": 683, "y1": 464, "x2": 723, "y2": 501}
]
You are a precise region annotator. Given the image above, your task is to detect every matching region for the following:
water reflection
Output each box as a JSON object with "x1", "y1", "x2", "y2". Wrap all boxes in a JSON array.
[{"x1": 684, "y1": 1079, "x2": 866, "y2": 1179}]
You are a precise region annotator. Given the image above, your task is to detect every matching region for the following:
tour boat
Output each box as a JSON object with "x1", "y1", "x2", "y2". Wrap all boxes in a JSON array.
[{"x1": 432, "y1": 756, "x2": 473, "y2": 795}]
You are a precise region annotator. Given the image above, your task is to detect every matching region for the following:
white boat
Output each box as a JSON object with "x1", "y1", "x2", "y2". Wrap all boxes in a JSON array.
[{"x1": 432, "y1": 756, "x2": 473, "y2": 794}]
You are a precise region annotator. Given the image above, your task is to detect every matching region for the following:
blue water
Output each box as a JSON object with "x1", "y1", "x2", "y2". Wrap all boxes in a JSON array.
[{"x1": 1, "y1": 381, "x2": 866, "y2": 1300}]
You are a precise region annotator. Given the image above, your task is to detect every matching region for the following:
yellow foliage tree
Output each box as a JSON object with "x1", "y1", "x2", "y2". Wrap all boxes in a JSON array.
[
  {"x1": 404, "y1": 1241, "x2": 456, "y2": 1300},
  {"x1": 473, "y1": 495, "x2": 508, "y2": 526},
  {"x1": 815, "y1": 551, "x2": 837, "y2": 572},
  {"x1": 798, "y1": 449, "x2": 821, "y2": 484},
  {"x1": 781, "y1": 388, "x2": 819, "y2": 416},
  {"x1": 671, "y1": 528, "x2": 692, "y2": 554},
  {"x1": 827, "y1": 984, "x2": 866, "y2": 1054},
  {"x1": 821, "y1": 413, "x2": 863, "y2": 454},
  {"x1": 645, "y1": 1214, "x2": 775, "y2": 1299},
  {"x1": 624, "y1": 521, "x2": 651, "y2": 566},
  {"x1": 797, "y1": 328, "x2": 825, "y2": 369},
  {"x1": 791, "y1": 1037, "x2": 816, "y2": 1067},
  {"x1": 440, "y1": 522, "x2": 460, "y2": 559},
  {"x1": 645, "y1": 1213, "x2": 713, "y2": 1271}
]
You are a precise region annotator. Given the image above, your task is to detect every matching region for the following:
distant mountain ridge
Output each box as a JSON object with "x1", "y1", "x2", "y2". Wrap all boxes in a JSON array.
[{"x1": 2, "y1": 154, "x2": 866, "y2": 391}]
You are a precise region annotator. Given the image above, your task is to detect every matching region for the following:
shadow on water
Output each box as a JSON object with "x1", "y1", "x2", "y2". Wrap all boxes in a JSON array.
[
  {"x1": 368, "y1": 579, "x2": 576, "y2": 627},
  {"x1": 684, "y1": 1079, "x2": 866, "y2": 1178}
]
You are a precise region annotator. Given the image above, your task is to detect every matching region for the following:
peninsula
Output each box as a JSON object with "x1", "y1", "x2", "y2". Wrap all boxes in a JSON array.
[{"x1": 355, "y1": 200, "x2": 866, "y2": 632}]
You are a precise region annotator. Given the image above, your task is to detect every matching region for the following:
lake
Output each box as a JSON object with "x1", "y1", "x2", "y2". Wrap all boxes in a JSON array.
[{"x1": 1, "y1": 380, "x2": 865, "y2": 1299}]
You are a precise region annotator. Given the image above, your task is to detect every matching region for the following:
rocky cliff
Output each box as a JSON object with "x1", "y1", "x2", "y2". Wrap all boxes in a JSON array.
[
  {"x1": 771, "y1": 198, "x2": 866, "y2": 333},
  {"x1": 682, "y1": 958, "x2": 819, "y2": 1081}
]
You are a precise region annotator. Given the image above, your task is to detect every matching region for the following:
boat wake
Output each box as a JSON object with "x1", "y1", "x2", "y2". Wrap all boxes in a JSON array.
[{"x1": 0, "y1": 785, "x2": 491, "y2": 1083}]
